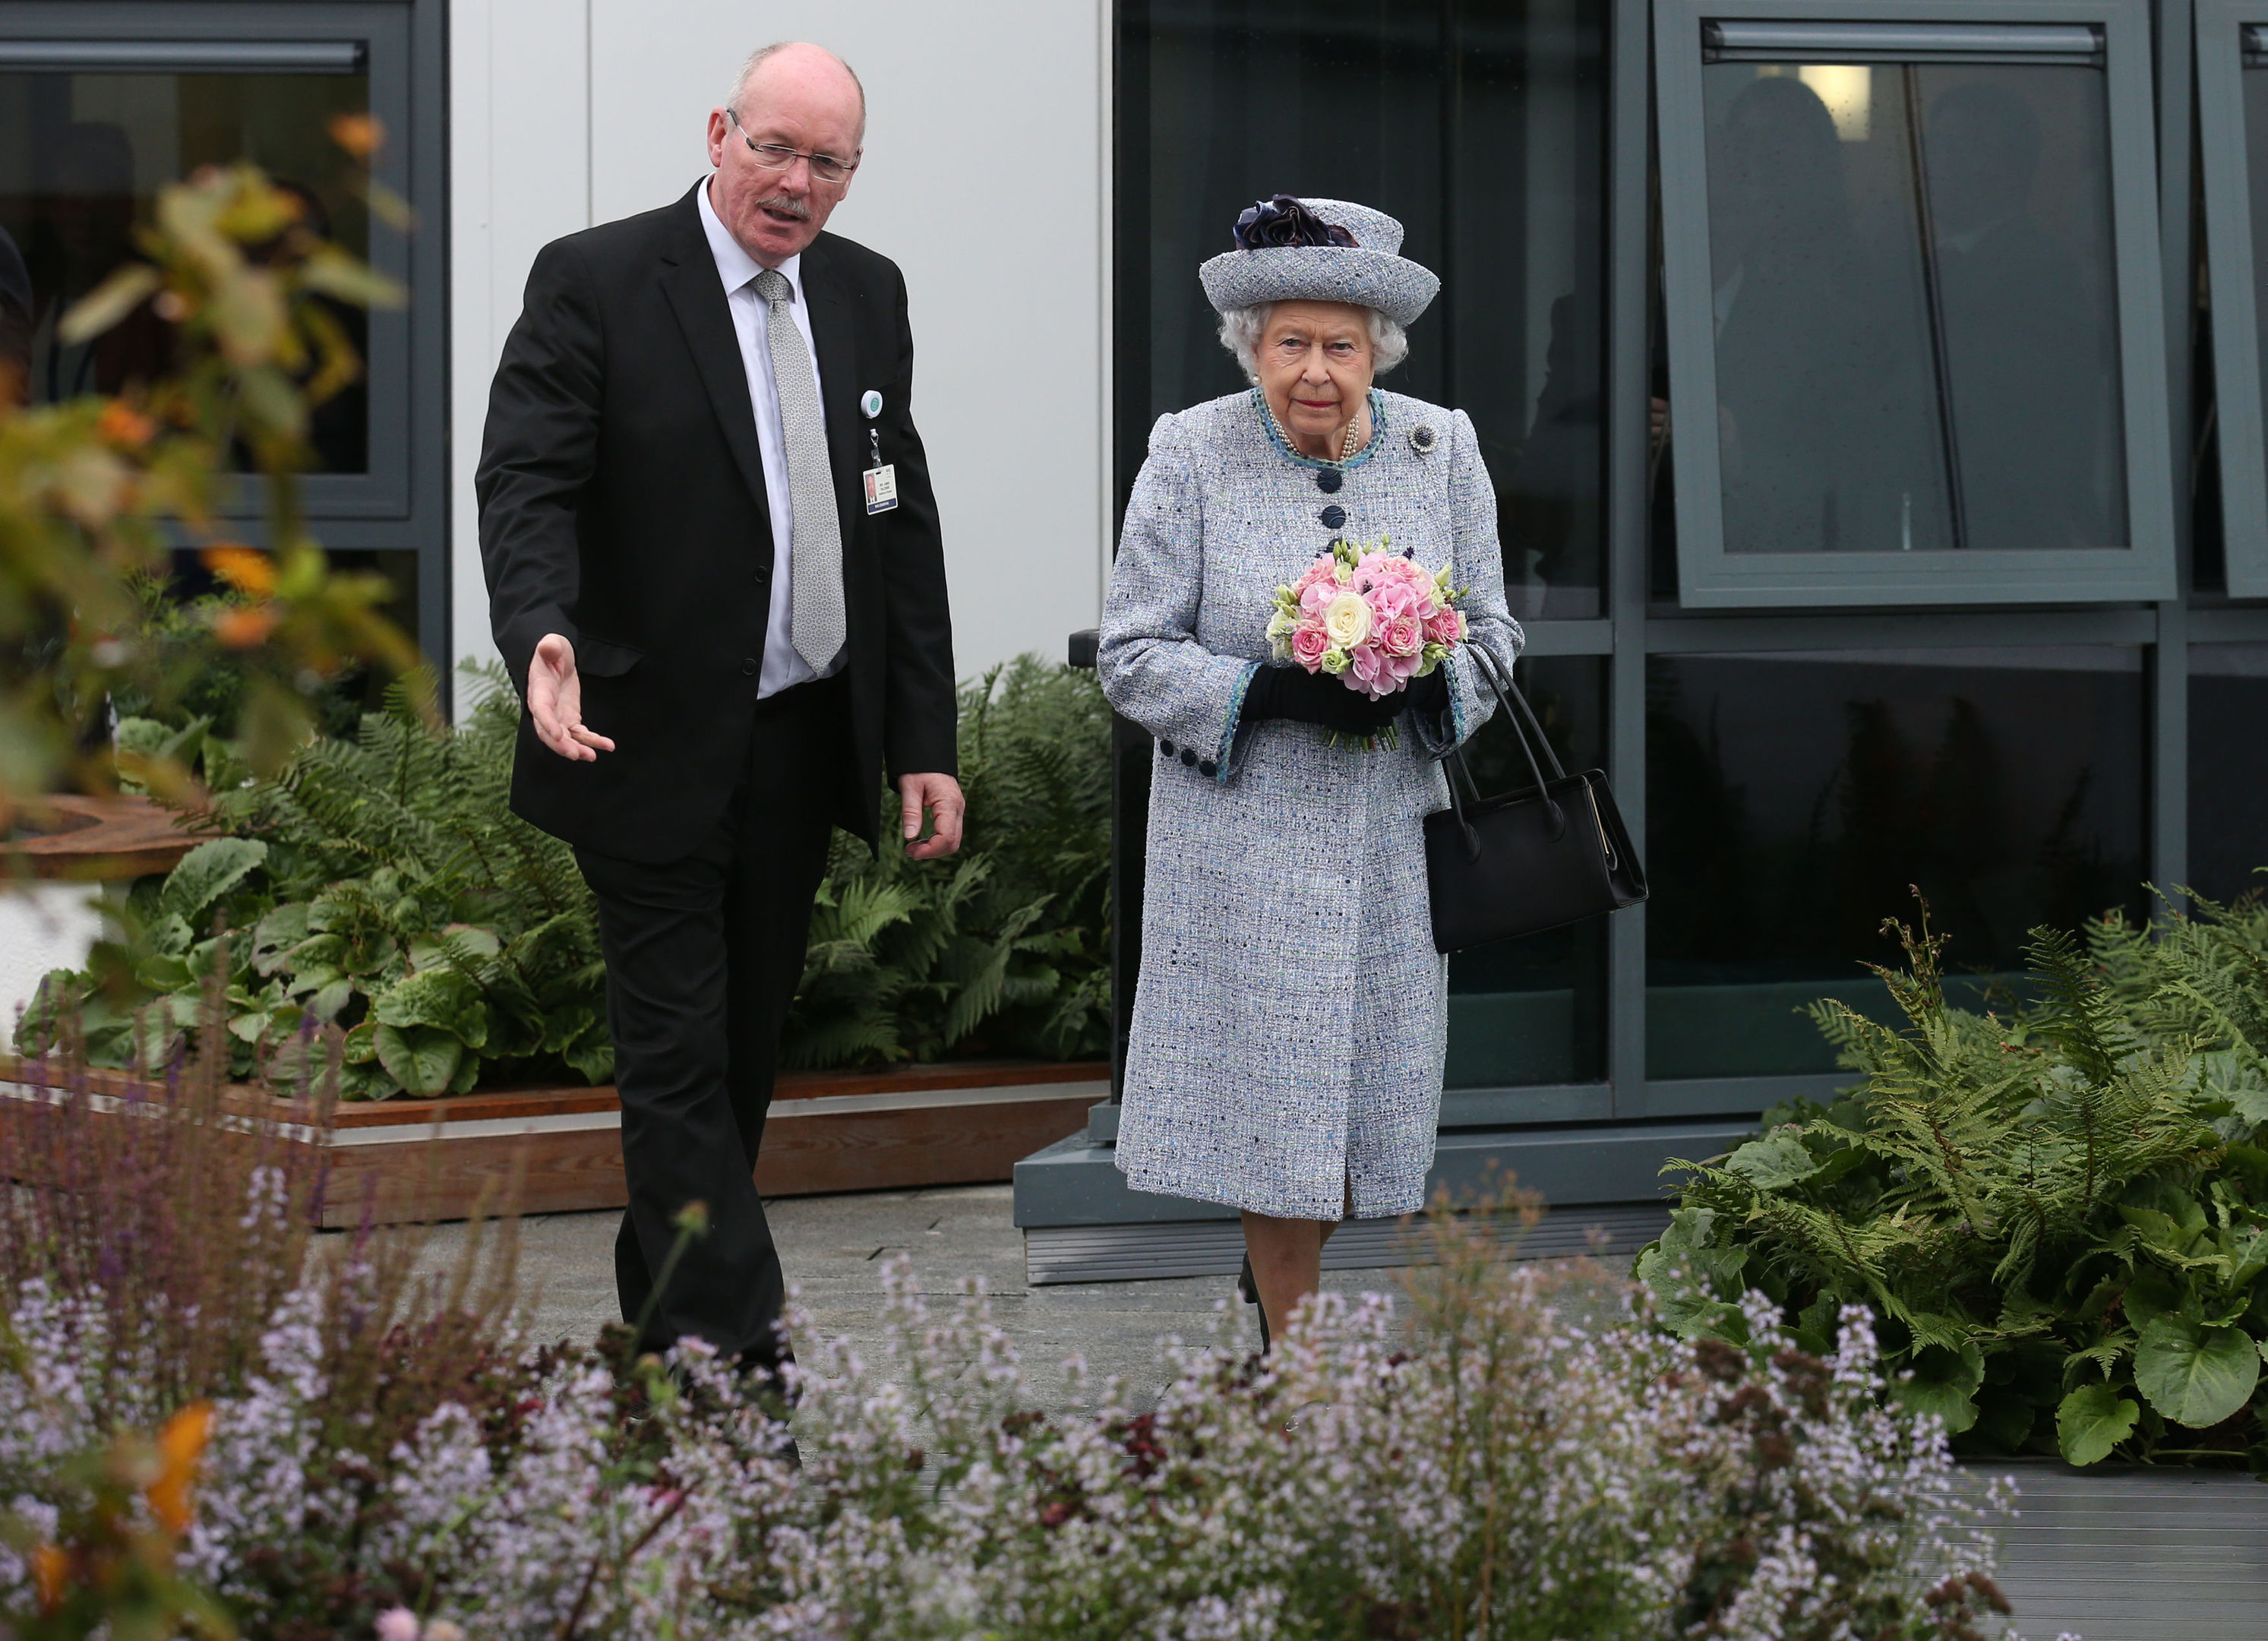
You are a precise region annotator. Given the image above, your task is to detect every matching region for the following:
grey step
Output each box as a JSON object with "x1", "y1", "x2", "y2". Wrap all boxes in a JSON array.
[{"x1": 1024, "y1": 1202, "x2": 1672, "y2": 1285}]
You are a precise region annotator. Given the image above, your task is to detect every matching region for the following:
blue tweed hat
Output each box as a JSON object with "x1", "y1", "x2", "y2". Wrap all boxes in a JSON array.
[{"x1": 1198, "y1": 195, "x2": 1439, "y2": 327}]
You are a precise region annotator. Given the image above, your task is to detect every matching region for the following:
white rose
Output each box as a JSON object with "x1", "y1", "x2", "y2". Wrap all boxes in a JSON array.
[{"x1": 1322, "y1": 591, "x2": 1372, "y2": 649}]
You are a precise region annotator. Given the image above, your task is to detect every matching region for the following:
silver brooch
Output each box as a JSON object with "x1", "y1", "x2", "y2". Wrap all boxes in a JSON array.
[{"x1": 1410, "y1": 423, "x2": 1438, "y2": 454}]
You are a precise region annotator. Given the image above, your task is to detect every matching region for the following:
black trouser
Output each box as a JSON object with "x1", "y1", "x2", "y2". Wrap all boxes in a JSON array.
[{"x1": 574, "y1": 672, "x2": 851, "y2": 1371}]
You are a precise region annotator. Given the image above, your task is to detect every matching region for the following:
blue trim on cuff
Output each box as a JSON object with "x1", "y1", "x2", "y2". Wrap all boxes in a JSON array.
[{"x1": 1217, "y1": 661, "x2": 1259, "y2": 783}]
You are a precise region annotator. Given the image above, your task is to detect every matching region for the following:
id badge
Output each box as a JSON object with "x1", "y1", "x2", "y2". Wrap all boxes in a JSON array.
[{"x1": 863, "y1": 464, "x2": 899, "y2": 514}]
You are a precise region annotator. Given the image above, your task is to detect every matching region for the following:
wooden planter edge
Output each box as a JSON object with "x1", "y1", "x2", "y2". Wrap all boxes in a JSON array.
[{"x1": 1, "y1": 1058, "x2": 1110, "y2": 1226}]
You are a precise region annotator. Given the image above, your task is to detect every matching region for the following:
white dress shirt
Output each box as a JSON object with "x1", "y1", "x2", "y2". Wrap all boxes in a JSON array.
[{"x1": 697, "y1": 176, "x2": 839, "y2": 696}]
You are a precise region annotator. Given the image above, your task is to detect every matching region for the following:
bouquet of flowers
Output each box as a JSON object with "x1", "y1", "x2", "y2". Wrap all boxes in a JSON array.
[{"x1": 1265, "y1": 536, "x2": 1466, "y2": 713}]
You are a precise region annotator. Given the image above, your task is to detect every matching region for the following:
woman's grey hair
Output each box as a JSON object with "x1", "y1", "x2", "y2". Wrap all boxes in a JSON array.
[{"x1": 1217, "y1": 302, "x2": 1410, "y2": 382}]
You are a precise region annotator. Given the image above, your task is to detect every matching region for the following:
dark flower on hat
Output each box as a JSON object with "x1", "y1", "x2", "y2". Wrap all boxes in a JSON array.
[{"x1": 1232, "y1": 195, "x2": 1358, "y2": 251}]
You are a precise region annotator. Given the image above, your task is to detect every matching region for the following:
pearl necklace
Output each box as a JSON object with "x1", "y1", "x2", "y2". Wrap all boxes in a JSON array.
[{"x1": 1265, "y1": 397, "x2": 1368, "y2": 464}]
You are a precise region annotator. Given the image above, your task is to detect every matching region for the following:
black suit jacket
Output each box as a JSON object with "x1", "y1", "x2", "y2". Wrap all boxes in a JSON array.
[{"x1": 476, "y1": 182, "x2": 957, "y2": 863}]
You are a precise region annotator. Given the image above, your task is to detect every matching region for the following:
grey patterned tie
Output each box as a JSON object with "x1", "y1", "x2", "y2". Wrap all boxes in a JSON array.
[{"x1": 753, "y1": 267, "x2": 844, "y2": 672}]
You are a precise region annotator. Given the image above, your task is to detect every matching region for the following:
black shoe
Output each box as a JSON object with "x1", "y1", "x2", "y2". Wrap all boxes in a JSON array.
[{"x1": 1237, "y1": 1254, "x2": 1271, "y2": 1353}]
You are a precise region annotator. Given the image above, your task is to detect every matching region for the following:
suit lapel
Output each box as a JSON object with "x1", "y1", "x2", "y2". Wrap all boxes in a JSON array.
[
  {"x1": 800, "y1": 237, "x2": 864, "y2": 530},
  {"x1": 657, "y1": 190, "x2": 771, "y2": 517}
]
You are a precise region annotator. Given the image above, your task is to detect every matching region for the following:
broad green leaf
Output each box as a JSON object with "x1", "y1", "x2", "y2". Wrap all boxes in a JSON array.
[
  {"x1": 2225, "y1": 1228, "x2": 2268, "y2": 1288},
  {"x1": 374, "y1": 1022, "x2": 463, "y2": 1098},
  {"x1": 1635, "y1": 1206, "x2": 1750, "y2": 1337},
  {"x1": 160, "y1": 837, "x2": 269, "y2": 925},
  {"x1": 1725, "y1": 1130, "x2": 1823, "y2": 1190},
  {"x1": 2056, "y1": 1383, "x2": 2140, "y2": 1466},
  {"x1": 2121, "y1": 1265, "x2": 2190, "y2": 1328},
  {"x1": 2119, "y1": 1206, "x2": 2208, "y2": 1263},
  {"x1": 1892, "y1": 1340, "x2": 1985, "y2": 1434},
  {"x1": 251, "y1": 903, "x2": 311, "y2": 975},
  {"x1": 2134, "y1": 1315, "x2": 2262, "y2": 1428},
  {"x1": 372, "y1": 969, "x2": 488, "y2": 1048}
]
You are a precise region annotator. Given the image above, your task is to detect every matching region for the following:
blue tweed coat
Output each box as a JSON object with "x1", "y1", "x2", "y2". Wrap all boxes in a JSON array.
[{"x1": 1098, "y1": 387, "x2": 1525, "y2": 1221}]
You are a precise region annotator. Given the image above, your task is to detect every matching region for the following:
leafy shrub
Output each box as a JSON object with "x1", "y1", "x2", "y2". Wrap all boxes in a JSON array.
[
  {"x1": 25, "y1": 669, "x2": 611, "y2": 1098},
  {"x1": 1641, "y1": 889, "x2": 2268, "y2": 1469},
  {"x1": 25, "y1": 656, "x2": 1111, "y2": 1095},
  {"x1": 785, "y1": 654, "x2": 1111, "y2": 1068}
]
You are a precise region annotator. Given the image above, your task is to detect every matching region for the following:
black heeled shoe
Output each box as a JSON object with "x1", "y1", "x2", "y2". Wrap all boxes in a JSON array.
[{"x1": 1237, "y1": 1254, "x2": 1271, "y2": 1352}]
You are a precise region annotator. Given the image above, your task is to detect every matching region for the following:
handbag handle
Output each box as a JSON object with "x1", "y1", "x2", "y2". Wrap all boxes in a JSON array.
[{"x1": 1442, "y1": 645, "x2": 1567, "y2": 859}]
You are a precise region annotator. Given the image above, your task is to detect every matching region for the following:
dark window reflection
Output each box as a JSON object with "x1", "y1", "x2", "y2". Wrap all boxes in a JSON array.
[
  {"x1": 2190, "y1": 645, "x2": 2268, "y2": 905},
  {"x1": 1120, "y1": 0, "x2": 1606, "y2": 616},
  {"x1": 1446, "y1": 655, "x2": 1606, "y2": 1086},
  {"x1": 1698, "y1": 62, "x2": 2124, "y2": 554},
  {"x1": 0, "y1": 68, "x2": 370, "y2": 471},
  {"x1": 1647, "y1": 649, "x2": 2145, "y2": 1080}
]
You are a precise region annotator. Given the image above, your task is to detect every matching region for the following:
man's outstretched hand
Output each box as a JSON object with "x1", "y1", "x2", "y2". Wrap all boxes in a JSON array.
[
  {"x1": 898, "y1": 772, "x2": 965, "y2": 860},
  {"x1": 528, "y1": 633, "x2": 618, "y2": 762}
]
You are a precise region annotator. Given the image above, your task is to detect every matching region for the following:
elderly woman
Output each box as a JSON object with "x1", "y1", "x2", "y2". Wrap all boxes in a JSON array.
[{"x1": 1098, "y1": 196, "x2": 1524, "y2": 1345}]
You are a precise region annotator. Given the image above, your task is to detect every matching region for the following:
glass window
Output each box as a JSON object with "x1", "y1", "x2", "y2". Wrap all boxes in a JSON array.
[
  {"x1": 1654, "y1": 5, "x2": 2175, "y2": 605},
  {"x1": 1118, "y1": 0, "x2": 1608, "y2": 618},
  {"x1": 0, "y1": 52, "x2": 370, "y2": 470},
  {"x1": 2195, "y1": 5, "x2": 2268, "y2": 597},
  {"x1": 1646, "y1": 647, "x2": 2146, "y2": 1080},
  {"x1": 2190, "y1": 644, "x2": 2268, "y2": 903},
  {"x1": 1446, "y1": 655, "x2": 1608, "y2": 1087}
]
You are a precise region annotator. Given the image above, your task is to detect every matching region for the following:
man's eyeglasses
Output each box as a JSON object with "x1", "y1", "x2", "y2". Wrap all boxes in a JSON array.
[{"x1": 726, "y1": 109, "x2": 858, "y2": 187}]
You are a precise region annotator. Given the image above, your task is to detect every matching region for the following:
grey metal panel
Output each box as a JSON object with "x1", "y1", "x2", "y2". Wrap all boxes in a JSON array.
[
  {"x1": 1517, "y1": 619, "x2": 1616, "y2": 656},
  {"x1": 2190, "y1": 605, "x2": 2268, "y2": 639},
  {"x1": 1023, "y1": 1202, "x2": 1674, "y2": 1286},
  {"x1": 2197, "y1": 0, "x2": 2268, "y2": 596},
  {"x1": 1704, "y1": 19, "x2": 2103, "y2": 62},
  {"x1": 1654, "y1": 0, "x2": 2180, "y2": 608},
  {"x1": 1438, "y1": 1084, "x2": 1614, "y2": 1126},
  {"x1": 1640, "y1": 608, "x2": 2159, "y2": 651},
  {"x1": 0, "y1": 38, "x2": 364, "y2": 70},
  {"x1": 1634, "y1": 1070, "x2": 1843, "y2": 1119},
  {"x1": 1607, "y1": 0, "x2": 1651, "y2": 1115},
  {"x1": 1012, "y1": 1119, "x2": 1752, "y2": 1228}
]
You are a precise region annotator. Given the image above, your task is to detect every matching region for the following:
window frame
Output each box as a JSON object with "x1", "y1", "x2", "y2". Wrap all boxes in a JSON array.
[
  {"x1": 1652, "y1": 0, "x2": 2178, "y2": 607},
  {"x1": 0, "y1": 0, "x2": 446, "y2": 659},
  {"x1": 2195, "y1": 0, "x2": 2268, "y2": 599}
]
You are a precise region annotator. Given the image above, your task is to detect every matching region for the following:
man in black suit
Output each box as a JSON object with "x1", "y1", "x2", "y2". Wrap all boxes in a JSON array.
[{"x1": 477, "y1": 40, "x2": 962, "y2": 1378}]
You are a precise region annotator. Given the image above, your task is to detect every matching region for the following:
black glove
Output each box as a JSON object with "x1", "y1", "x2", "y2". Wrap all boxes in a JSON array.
[
  {"x1": 1241, "y1": 666, "x2": 1405, "y2": 735},
  {"x1": 1402, "y1": 666, "x2": 1451, "y2": 717}
]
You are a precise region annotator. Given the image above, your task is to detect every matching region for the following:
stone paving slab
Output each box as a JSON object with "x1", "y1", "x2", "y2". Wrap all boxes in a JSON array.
[{"x1": 416, "y1": 1186, "x2": 2268, "y2": 1640}]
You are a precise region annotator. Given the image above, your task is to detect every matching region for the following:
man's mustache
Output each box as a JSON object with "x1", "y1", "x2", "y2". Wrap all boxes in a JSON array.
[{"x1": 755, "y1": 193, "x2": 811, "y2": 220}]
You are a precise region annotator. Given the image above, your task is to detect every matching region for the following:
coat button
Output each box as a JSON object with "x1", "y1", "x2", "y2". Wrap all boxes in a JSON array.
[
  {"x1": 1198, "y1": 759, "x2": 1218, "y2": 777},
  {"x1": 741, "y1": 658, "x2": 759, "y2": 676},
  {"x1": 1159, "y1": 738, "x2": 1175, "y2": 756},
  {"x1": 1319, "y1": 504, "x2": 1347, "y2": 529},
  {"x1": 1316, "y1": 469, "x2": 1342, "y2": 494},
  {"x1": 1180, "y1": 748, "x2": 1197, "y2": 767}
]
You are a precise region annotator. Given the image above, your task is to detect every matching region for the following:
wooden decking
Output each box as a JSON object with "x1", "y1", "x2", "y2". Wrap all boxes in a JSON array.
[{"x1": 1992, "y1": 1460, "x2": 2268, "y2": 1639}]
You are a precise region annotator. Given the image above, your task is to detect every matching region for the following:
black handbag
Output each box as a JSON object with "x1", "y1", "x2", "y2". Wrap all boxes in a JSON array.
[{"x1": 1423, "y1": 646, "x2": 1647, "y2": 952}]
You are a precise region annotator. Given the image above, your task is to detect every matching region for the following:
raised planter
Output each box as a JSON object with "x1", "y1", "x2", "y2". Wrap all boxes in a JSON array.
[
  {"x1": 2, "y1": 1058, "x2": 1108, "y2": 1228},
  {"x1": 0, "y1": 793, "x2": 210, "y2": 1030}
]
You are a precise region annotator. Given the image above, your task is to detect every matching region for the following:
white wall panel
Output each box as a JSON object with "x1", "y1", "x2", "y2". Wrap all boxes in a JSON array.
[{"x1": 447, "y1": 0, "x2": 594, "y2": 704}]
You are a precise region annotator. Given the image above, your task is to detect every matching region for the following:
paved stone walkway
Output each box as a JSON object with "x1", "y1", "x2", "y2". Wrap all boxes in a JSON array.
[{"x1": 422, "y1": 1185, "x2": 2268, "y2": 1641}]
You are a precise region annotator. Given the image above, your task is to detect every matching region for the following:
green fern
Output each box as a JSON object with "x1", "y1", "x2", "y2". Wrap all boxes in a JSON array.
[{"x1": 1640, "y1": 890, "x2": 2267, "y2": 1467}]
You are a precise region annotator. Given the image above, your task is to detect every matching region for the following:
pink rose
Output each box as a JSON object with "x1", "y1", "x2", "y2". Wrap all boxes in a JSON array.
[
  {"x1": 1381, "y1": 614, "x2": 1423, "y2": 657},
  {"x1": 1372, "y1": 583, "x2": 1418, "y2": 622},
  {"x1": 1426, "y1": 608, "x2": 1464, "y2": 643},
  {"x1": 1291, "y1": 624, "x2": 1330, "y2": 669},
  {"x1": 377, "y1": 1611, "x2": 421, "y2": 1641},
  {"x1": 1300, "y1": 580, "x2": 1338, "y2": 618}
]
